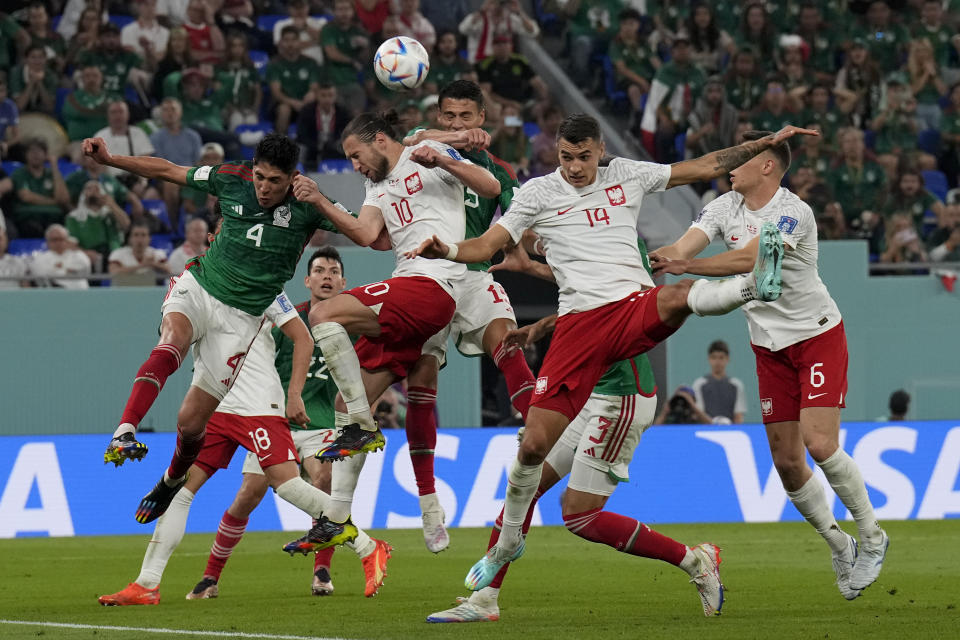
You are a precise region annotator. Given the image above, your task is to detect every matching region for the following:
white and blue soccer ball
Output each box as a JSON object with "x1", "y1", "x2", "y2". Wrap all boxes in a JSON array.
[{"x1": 374, "y1": 36, "x2": 430, "y2": 92}]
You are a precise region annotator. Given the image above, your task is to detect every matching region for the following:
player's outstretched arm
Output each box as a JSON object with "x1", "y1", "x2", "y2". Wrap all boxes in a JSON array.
[
  {"x1": 277, "y1": 315, "x2": 312, "y2": 428},
  {"x1": 649, "y1": 227, "x2": 712, "y2": 275},
  {"x1": 489, "y1": 241, "x2": 555, "y2": 282},
  {"x1": 291, "y1": 175, "x2": 385, "y2": 247},
  {"x1": 404, "y1": 128, "x2": 491, "y2": 151},
  {"x1": 503, "y1": 313, "x2": 557, "y2": 349},
  {"x1": 406, "y1": 224, "x2": 512, "y2": 264},
  {"x1": 655, "y1": 234, "x2": 760, "y2": 277},
  {"x1": 82, "y1": 137, "x2": 189, "y2": 186},
  {"x1": 666, "y1": 125, "x2": 819, "y2": 189},
  {"x1": 409, "y1": 145, "x2": 501, "y2": 198}
]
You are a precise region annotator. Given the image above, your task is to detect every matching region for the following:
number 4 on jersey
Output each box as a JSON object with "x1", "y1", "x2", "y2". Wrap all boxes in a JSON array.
[{"x1": 246, "y1": 223, "x2": 264, "y2": 247}]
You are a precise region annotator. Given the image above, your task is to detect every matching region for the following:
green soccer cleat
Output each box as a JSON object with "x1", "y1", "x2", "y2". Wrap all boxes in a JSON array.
[
  {"x1": 135, "y1": 474, "x2": 187, "y2": 524},
  {"x1": 315, "y1": 423, "x2": 386, "y2": 462},
  {"x1": 104, "y1": 432, "x2": 148, "y2": 466},
  {"x1": 283, "y1": 516, "x2": 358, "y2": 555},
  {"x1": 753, "y1": 222, "x2": 783, "y2": 302},
  {"x1": 464, "y1": 538, "x2": 525, "y2": 591}
]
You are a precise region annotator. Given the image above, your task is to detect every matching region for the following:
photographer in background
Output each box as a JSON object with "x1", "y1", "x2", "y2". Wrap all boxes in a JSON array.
[{"x1": 654, "y1": 386, "x2": 713, "y2": 426}]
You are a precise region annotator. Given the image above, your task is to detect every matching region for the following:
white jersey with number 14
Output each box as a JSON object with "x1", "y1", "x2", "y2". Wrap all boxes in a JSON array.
[
  {"x1": 496, "y1": 158, "x2": 671, "y2": 315},
  {"x1": 362, "y1": 140, "x2": 469, "y2": 295}
]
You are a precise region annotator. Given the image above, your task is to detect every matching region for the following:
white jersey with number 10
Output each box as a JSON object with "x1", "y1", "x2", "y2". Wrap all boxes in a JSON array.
[
  {"x1": 362, "y1": 140, "x2": 469, "y2": 295},
  {"x1": 496, "y1": 158, "x2": 671, "y2": 315}
]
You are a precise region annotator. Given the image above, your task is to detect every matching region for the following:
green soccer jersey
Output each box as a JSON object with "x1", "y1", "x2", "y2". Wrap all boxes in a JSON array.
[
  {"x1": 266, "y1": 55, "x2": 321, "y2": 100},
  {"x1": 462, "y1": 149, "x2": 518, "y2": 272},
  {"x1": 215, "y1": 63, "x2": 260, "y2": 110},
  {"x1": 0, "y1": 16, "x2": 23, "y2": 70},
  {"x1": 65, "y1": 169, "x2": 128, "y2": 204},
  {"x1": 183, "y1": 161, "x2": 338, "y2": 316},
  {"x1": 77, "y1": 50, "x2": 142, "y2": 93},
  {"x1": 593, "y1": 237, "x2": 656, "y2": 397},
  {"x1": 181, "y1": 91, "x2": 228, "y2": 132},
  {"x1": 11, "y1": 166, "x2": 63, "y2": 224},
  {"x1": 61, "y1": 89, "x2": 114, "y2": 141},
  {"x1": 427, "y1": 57, "x2": 472, "y2": 90},
  {"x1": 319, "y1": 23, "x2": 367, "y2": 87},
  {"x1": 272, "y1": 301, "x2": 342, "y2": 430}
]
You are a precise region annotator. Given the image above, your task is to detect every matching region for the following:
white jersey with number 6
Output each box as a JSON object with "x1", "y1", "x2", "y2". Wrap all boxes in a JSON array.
[
  {"x1": 362, "y1": 140, "x2": 470, "y2": 295},
  {"x1": 691, "y1": 187, "x2": 841, "y2": 351},
  {"x1": 496, "y1": 158, "x2": 671, "y2": 315}
]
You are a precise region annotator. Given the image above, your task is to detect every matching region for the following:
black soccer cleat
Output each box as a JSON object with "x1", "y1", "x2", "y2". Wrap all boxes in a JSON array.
[
  {"x1": 315, "y1": 423, "x2": 386, "y2": 462},
  {"x1": 282, "y1": 516, "x2": 358, "y2": 555},
  {"x1": 135, "y1": 474, "x2": 187, "y2": 524}
]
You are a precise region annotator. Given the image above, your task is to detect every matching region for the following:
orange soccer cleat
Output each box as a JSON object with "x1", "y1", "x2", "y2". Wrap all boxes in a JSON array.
[
  {"x1": 98, "y1": 582, "x2": 160, "y2": 606},
  {"x1": 361, "y1": 539, "x2": 392, "y2": 597}
]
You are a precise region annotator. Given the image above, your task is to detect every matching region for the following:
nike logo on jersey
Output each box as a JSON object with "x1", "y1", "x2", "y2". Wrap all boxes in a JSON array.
[
  {"x1": 258, "y1": 453, "x2": 272, "y2": 462},
  {"x1": 557, "y1": 206, "x2": 576, "y2": 215},
  {"x1": 731, "y1": 236, "x2": 740, "y2": 242},
  {"x1": 807, "y1": 392, "x2": 828, "y2": 400}
]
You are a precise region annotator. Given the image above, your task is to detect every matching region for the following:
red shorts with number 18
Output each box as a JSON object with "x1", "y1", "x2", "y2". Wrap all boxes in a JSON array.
[
  {"x1": 345, "y1": 276, "x2": 456, "y2": 378},
  {"x1": 751, "y1": 321, "x2": 848, "y2": 424},
  {"x1": 194, "y1": 412, "x2": 299, "y2": 476}
]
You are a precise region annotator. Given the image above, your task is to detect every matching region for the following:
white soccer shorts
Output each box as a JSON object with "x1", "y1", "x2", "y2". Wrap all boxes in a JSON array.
[
  {"x1": 544, "y1": 392, "x2": 657, "y2": 496},
  {"x1": 161, "y1": 270, "x2": 266, "y2": 401}
]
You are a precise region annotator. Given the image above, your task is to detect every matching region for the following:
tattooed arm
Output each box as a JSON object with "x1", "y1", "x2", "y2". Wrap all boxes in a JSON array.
[{"x1": 665, "y1": 125, "x2": 819, "y2": 189}]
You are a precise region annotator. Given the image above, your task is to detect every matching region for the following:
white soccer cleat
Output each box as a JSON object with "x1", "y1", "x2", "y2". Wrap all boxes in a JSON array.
[
  {"x1": 832, "y1": 531, "x2": 861, "y2": 600},
  {"x1": 312, "y1": 567, "x2": 334, "y2": 596},
  {"x1": 848, "y1": 529, "x2": 889, "y2": 591},
  {"x1": 690, "y1": 543, "x2": 724, "y2": 617},
  {"x1": 427, "y1": 594, "x2": 500, "y2": 623},
  {"x1": 419, "y1": 493, "x2": 450, "y2": 553}
]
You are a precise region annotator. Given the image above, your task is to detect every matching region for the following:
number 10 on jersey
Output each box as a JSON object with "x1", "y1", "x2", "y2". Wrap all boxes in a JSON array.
[{"x1": 392, "y1": 198, "x2": 414, "y2": 226}]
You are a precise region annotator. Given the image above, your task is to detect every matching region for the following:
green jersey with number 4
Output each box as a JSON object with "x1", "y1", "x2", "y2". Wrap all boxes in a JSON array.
[
  {"x1": 272, "y1": 302, "x2": 340, "y2": 430},
  {"x1": 593, "y1": 236, "x2": 657, "y2": 397},
  {"x1": 184, "y1": 162, "x2": 338, "y2": 316}
]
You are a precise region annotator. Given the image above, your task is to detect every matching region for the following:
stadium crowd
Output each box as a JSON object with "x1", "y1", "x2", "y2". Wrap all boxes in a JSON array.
[{"x1": 1, "y1": 0, "x2": 959, "y2": 285}]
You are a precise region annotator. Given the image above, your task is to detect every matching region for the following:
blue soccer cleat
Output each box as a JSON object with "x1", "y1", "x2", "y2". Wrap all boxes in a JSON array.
[
  {"x1": 464, "y1": 538, "x2": 525, "y2": 591},
  {"x1": 105, "y1": 432, "x2": 148, "y2": 466},
  {"x1": 754, "y1": 222, "x2": 783, "y2": 302}
]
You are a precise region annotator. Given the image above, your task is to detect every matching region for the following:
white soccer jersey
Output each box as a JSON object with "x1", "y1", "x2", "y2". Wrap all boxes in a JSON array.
[
  {"x1": 691, "y1": 188, "x2": 842, "y2": 351},
  {"x1": 363, "y1": 140, "x2": 469, "y2": 294},
  {"x1": 497, "y1": 157, "x2": 671, "y2": 315},
  {"x1": 217, "y1": 292, "x2": 300, "y2": 416}
]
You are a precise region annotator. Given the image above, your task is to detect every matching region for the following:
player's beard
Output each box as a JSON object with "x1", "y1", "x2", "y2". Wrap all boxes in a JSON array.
[{"x1": 369, "y1": 151, "x2": 390, "y2": 183}]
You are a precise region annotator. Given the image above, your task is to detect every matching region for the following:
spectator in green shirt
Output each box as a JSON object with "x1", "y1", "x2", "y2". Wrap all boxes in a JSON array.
[
  {"x1": 0, "y1": 13, "x2": 30, "y2": 72},
  {"x1": 870, "y1": 76, "x2": 927, "y2": 180},
  {"x1": 800, "y1": 84, "x2": 847, "y2": 152},
  {"x1": 66, "y1": 179, "x2": 130, "y2": 271},
  {"x1": 26, "y1": 2, "x2": 66, "y2": 72},
  {"x1": 938, "y1": 83, "x2": 960, "y2": 187},
  {"x1": 489, "y1": 103, "x2": 530, "y2": 179},
  {"x1": 424, "y1": 30, "x2": 474, "y2": 95},
  {"x1": 179, "y1": 69, "x2": 242, "y2": 161},
  {"x1": 609, "y1": 8, "x2": 659, "y2": 133},
  {"x1": 735, "y1": 2, "x2": 776, "y2": 73},
  {"x1": 914, "y1": 0, "x2": 956, "y2": 75},
  {"x1": 10, "y1": 139, "x2": 71, "y2": 238},
  {"x1": 881, "y1": 169, "x2": 945, "y2": 238},
  {"x1": 751, "y1": 77, "x2": 797, "y2": 137},
  {"x1": 796, "y1": 3, "x2": 839, "y2": 82},
  {"x1": 555, "y1": 0, "x2": 623, "y2": 89},
  {"x1": 724, "y1": 49, "x2": 764, "y2": 118},
  {"x1": 216, "y1": 32, "x2": 262, "y2": 132},
  {"x1": 268, "y1": 25, "x2": 322, "y2": 137},
  {"x1": 828, "y1": 127, "x2": 887, "y2": 229},
  {"x1": 77, "y1": 23, "x2": 145, "y2": 96},
  {"x1": 854, "y1": 1, "x2": 909, "y2": 74},
  {"x1": 685, "y1": 2, "x2": 735, "y2": 76},
  {"x1": 65, "y1": 154, "x2": 144, "y2": 223},
  {"x1": 62, "y1": 65, "x2": 115, "y2": 144},
  {"x1": 833, "y1": 38, "x2": 885, "y2": 129},
  {"x1": 10, "y1": 44, "x2": 57, "y2": 116},
  {"x1": 320, "y1": 0, "x2": 371, "y2": 117},
  {"x1": 906, "y1": 39, "x2": 948, "y2": 131}
]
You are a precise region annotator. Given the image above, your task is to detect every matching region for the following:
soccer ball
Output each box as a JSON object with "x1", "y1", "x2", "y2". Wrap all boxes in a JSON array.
[{"x1": 373, "y1": 36, "x2": 430, "y2": 92}]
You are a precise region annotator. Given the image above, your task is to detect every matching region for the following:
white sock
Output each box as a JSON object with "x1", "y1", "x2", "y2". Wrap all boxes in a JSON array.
[
  {"x1": 112, "y1": 422, "x2": 136, "y2": 439},
  {"x1": 468, "y1": 586, "x2": 500, "y2": 606},
  {"x1": 335, "y1": 411, "x2": 350, "y2": 429},
  {"x1": 786, "y1": 475, "x2": 847, "y2": 553},
  {"x1": 275, "y1": 477, "x2": 331, "y2": 519},
  {"x1": 136, "y1": 488, "x2": 195, "y2": 589},
  {"x1": 678, "y1": 547, "x2": 698, "y2": 577},
  {"x1": 817, "y1": 448, "x2": 883, "y2": 546},
  {"x1": 499, "y1": 460, "x2": 542, "y2": 549},
  {"x1": 346, "y1": 528, "x2": 375, "y2": 558},
  {"x1": 327, "y1": 452, "x2": 366, "y2": 522},
  {"x1": 686, "y1": 276, "x2": 756, "y2": 317},
  {"x1": 419, "y1": 492, "x2": 441, "y2": 515},
  {"x1": 312, "y1": 322, "x2": 374, "y2": 429}
]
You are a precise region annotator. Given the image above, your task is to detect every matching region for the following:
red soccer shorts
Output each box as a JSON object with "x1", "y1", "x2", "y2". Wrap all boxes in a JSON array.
[
  {"x1": 751, "y1": 321, "x2": 848, "y2": 424},
  {"x1": 531, "y1": 287, "x2": 677, "y2": 421},
  {"x1": 194, "y1": 412, "x2": 299, "y2": 476},
  {"x1": 344, "y1": 276, "x2": 456, "y2": 378}
]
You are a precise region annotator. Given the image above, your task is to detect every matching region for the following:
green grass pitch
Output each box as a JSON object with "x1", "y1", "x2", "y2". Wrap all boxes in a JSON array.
[{"x1": 1, "y1": 520, "x2": 957, "y2": 640}]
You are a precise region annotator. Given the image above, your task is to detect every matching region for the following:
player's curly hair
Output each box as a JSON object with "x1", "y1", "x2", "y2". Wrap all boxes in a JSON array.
[
  {"x1": 557, "y1": 113, "x2": 601, "y2": 145},
  {"x1": 341, "y1": 111, "x2": 402, "y2": 145},
  {"x1": 254, "y1": 133, "x2": 300, "y2": 174},
  {"x1": 439, "y1": 79, "x2": 484, "y2": 112}
]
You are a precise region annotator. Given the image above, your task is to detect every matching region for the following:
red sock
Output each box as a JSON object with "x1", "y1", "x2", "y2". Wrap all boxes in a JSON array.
[
  {"x1": 563, "y1": 508, "x2": 687, "y2": 565},
  {"x1": 493, "y1": 342, "x2": 535, "y2": 421},
  {"x1": 405, "y1": 386, "x2": 438, "y2": 496},
  {"x1": 488, "y1": 489, "x2": 542, "y2": 589},
  {"x1": 167, "y1": 426, "x2": 205, "y2": 480},
  {"x1": 314, "y1": 538, "x2": 335, "y2": 571},
  {"x1": 120, "y1": 344, "x2": 183, "y2": 427},
  {"x1": 203, "y1": 510, "x2": 248, "y2": 580}
]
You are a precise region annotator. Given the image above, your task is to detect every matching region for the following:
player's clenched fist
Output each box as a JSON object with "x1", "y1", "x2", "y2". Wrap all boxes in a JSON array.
[
  {"x1": 459, "y1": 128, "x2": 491, "y2": 151},
  {"x1": 410, "y1": 145, "x2": 443, "y2": 168},
  {"x1": 292, "y1": 174, "x2": 321, "y2": 204},
  {"x1": 82, "y1": 137, "x2": 111, "y2": 165},
  {"x1": 405, "y1": 234, "x2": 449, "y2": 260}
]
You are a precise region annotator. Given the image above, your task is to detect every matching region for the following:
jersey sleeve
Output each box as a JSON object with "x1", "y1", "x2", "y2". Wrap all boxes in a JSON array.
[
  {"x1": 361, "y1": 177, "x2": 382, "y2": 210},
  {"x1": 689, "y1": 196, "x2": 729, "y2": 242},
  {"x1": 418, "y1": 140, "x2": 472, "y2": 185},
  {"x1": 184, "y1": 164, "x2": 223, "y2": 195},
  {"x1": 264, "y1": 290, "x2": 300, "y2": 327},
  {"x1": 495, "y1": 180, "x2": 540, "y2": 242},
  {"x1": 606, "y1": 157, "x2": 671, "y2": 194}
]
